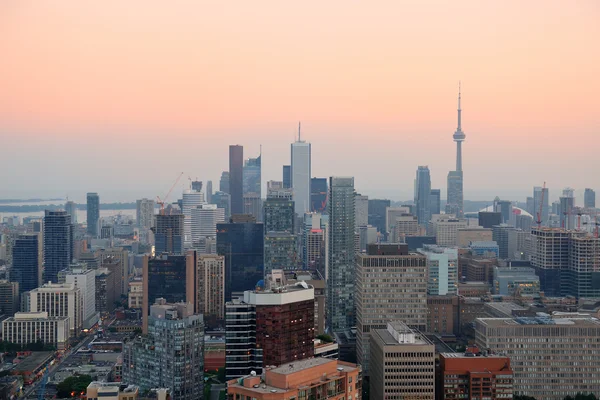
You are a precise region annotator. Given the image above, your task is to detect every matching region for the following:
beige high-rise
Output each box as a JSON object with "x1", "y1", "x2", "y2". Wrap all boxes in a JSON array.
[
  {"x1": 197, "y1": 254, "x2": 225, "y2": 324},
  {"x1": 356, "y1": 243, "x2": 428, "y2": 374}
]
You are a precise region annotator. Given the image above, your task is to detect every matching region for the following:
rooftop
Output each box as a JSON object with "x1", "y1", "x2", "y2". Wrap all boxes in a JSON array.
[
  {"x1": 477, "y1": 315, "x2": 600, "y2": 328},
  {"x1": 270, "y1": 357, "x2": 337, "y2": 375},
  {"x1": 14, "y1": 352, "x2": 54, "y2": 372}
]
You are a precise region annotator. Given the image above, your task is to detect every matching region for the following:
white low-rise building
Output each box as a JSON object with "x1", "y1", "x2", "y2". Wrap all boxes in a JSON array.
[{"x1": 2, "y1": 312, "x2": 70, "y2": 350}]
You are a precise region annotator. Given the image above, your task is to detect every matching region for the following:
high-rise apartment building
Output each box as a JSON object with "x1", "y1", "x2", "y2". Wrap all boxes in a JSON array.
[
  {"x1": 327, "y1": 177, "x2": 355, "y2": 333},
  {"x1": 415, "y1": 166, "x2": 432, "y2": 225},
  {"x1": 216, "y1": 219, "x2": 263, "y2": 300},
  {"x1": 44, "y1": 210, "x2": 72, "y2": 283},
  {"x1": 243, "y1": 154, "x2": 261, "y2": 197},
  {"x1": 29, "y1": 282, "x2": 83, "y2": 335},
  {"x1": 197, "y1": 254, "x2": 225, "y2": 326},
  {"x1": 154, "y1": 213, "x2": 184, "y2": 255},
  {"x1": 86, "y1": 192, "x2": 100, "y2": 236},
  {"x1": 475, "y1": 315, "x2": 600, "y2": 400},
  {"x1": 136, "y1": 198, "x2": 155, "y2": 230},
  {"x1": 291, "y1": 126, "x2": 311, "y2": 216},
  {"x1": 65, "y1": 200, "x2": 77, "y2": 224},
  {"x1": 370, "y1": 322, "x2": 435, "y2": 400},
  {"x1": 310, "y1": 177, "x2": 327, "y2": 213},
  {"x1": 225, "y1": 282, "x2": 315, "y2": 379},
  {"x1": 123, "y1": 300, "x2": 204, "y2": 400},
  {"x1": 564, "y1": 235, "x2": 600, "y2": 298},
  {"x1": 437, "y1": 347, "x2": 513, "y2": 400},
  {"x1": 584, "y1": 188, "x2": 596, "y2": 209},
  {"x1": 229, "y1": 145, "x2": 244, "y2": 215},
  {"x1": 419, "y1": 245, "x2": 458, "y2": 296},
  {"x1": 356, "y1": 244, "x2": 428, "y2": 373},
  {"x1": 264, "y1": 233, "x2": 298, "y2": 273},
  {"x1": 11, "y1": 234, "x2": 42, "y2": 294},
  {"x1": 263, "y1": 197, "x2": 295, "y2": 233},
  {"x1": 355, "y1": 194, "x2": 369, "y2": 229},
  {"x1": 142, "y1": 252, "x2": 197, "y2": 333}
]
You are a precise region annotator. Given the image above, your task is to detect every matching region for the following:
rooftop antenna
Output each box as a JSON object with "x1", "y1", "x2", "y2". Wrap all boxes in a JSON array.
[{"x1": 298, "y1": 121, "x2": 301, "y2": 141}]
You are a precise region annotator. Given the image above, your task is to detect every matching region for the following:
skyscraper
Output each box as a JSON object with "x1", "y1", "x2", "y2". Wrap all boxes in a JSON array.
[
  {"x1": 86, "y1": 192, "x2": 100, "y2": 236},
  {"x1": 219, "y1": 171, "x2": 230, "y2": 194},
  {"x1": 211, "y1": 191, "x2": 231, "y2": 220},
  {"x1": 191, "y1": 204, "x2": 225, "y2": 244},
  {"x1": 44, "y1": 210, "x2": 72, "y2": 283},
  {"x1": 282, "y1": 165, "x2": 291, "y2": 189},
  {"x1": 368, "y1": 199, "x2": 391, "y2": 235},
  {"x1": 310, "y1": 177, "x2": 327, "y2": 213},
  {"x1": 263, "y1": 197, "x2": 295, "y2": 233},
  {"x1": 263, "y1": 233, "x2": 298, "y2": 273},
  {"x1": 446, "y1": 84, "x2": 466, "y2": 217},
  {"x1": 355, "y1": 194, "x2": 369, "y2": 229},
  {"x1": 415, "y1": 166, "x2": 432, "y2": 225},
  {"x1": 243, "y1": 153, "x2": 261, "y2": 197},
  {"x1": 229, "y1": 145, "x2": 244, "y2": 215},
  {"x1": 64, "y1": 201, "x2": 77, "y2": 224},
  {"x1": 216, "y1": 218, "x2": 263, "y2": 300},
  {"x1": 153, "y1": 214, "x2": 184, "y2": 255},
  {"x1": 12, "y1": 234, "x2": 42, "y2": 294},
  {"x1": 533, "y1": 186, "x2": 549, "y2": 225},
  {"x1": 291, "y1": 124, "x2": 311, "y2": 216},
  {"x1": 206, "y1": 180, "x2": 213, "y2": 203},
  {"x1": 429, "y1": 189, "x2": 441, "y2": 216},
  {"x1": 182, "y1": 189, "x2": 204, "y2": 247},
  {"x1": 327, "y1": 177, "x2": 355, "y2": 333},
  {"x1": 136, "y1": 198, "x2": 155, "y2": 230},
  {"x1": 585, "y1": 188, "x2": 596, "y2": 209}
]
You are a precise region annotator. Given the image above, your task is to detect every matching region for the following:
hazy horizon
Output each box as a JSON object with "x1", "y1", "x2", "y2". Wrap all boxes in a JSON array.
[{"x1": 2, "y1": 1, "x2": 598, "y2": 203}]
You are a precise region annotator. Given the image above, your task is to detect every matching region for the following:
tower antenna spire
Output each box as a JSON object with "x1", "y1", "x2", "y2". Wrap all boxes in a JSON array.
[
  {"x1": 298, "y1": 121, "x2": 301, "y2": 141},
  {"x1": 457, "y1": 81, "x2": 462, "y2": 130}
]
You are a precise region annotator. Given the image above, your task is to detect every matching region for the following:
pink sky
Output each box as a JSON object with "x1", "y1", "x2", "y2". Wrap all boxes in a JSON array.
[{"x1": 1, "y1": 1, "x2": 599, "y2": 202}]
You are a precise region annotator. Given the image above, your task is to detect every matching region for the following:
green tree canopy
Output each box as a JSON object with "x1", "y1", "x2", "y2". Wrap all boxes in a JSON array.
[{"x1": 56, "y1": 375, "x2": 93, "y2": 398}]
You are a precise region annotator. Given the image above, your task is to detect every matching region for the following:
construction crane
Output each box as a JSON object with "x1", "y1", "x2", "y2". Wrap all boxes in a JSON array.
[
  {"x1": 536, "y1": 181, "x2": 546, "y2": 228},
  {"x1": 156, "y1": 172, "x2": 184, "y2": 215}
]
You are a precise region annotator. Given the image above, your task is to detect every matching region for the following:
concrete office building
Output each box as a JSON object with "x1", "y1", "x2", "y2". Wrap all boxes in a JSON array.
[
  {"x1": 229, "y1": 145, "x2": 244, "y2": 215},
  {"x1": 197, "y1": 254, "x2": 225, "y2": 326},
  {"x1": 438, "y1": 347, "x2": 513, "y2": 400},
  {"x1": 357, "y1": 225, "x2": 378, "y2": 253},
  {"x1": 128, "y1": 281, "x2": 143, "y2": 309},
  {"x1": 123, "y1": 300, "x2": 204, "y2": 400},
  {"x1": 507, "y1": 229, "x2": 530, "y2": 260},
  {"x1": 355, "y1": 194, "x2": 369, "y2": 229},
  {"x1": 493, "y1": 266, "x2": 540, "y2": 296},
  {"x1": 492, "y1": 224, "x2": 517, "y2": 259},
  {"x1": 291, "y1": 126, "x2": 311, "y2": 216},
  {"x1": 429, "y1": 215, "x2": 468, "y2": 246},
  {"x1": 2, "y1": 312, "x2": 70, "y2": 350},
  {"x1": 154, "y1": 213, "x2": 184, "y2": 255},
  {"x1": 58, "y1": 264, "x2": 98, "y2": 328},
  {"x1": 211, "y1": 191, "x2": 231, "y2": 220},
  {"x1": 243, "y1": 192, "x2": 263, "y2": 222},
  {"x1": 226, "y1": 358, "x2": 362, "y2": 400},
  {"x1": 456, "y1": 227, "x2": 493, "y2": 247},
  {"x1": 100, "y1": 248, "x2": 129, "y2": 296},
  {"x1": 85, "y1": 382, "x2": 139, "y2": 400},
  {"x1": 136, "y1": 198, "x2": 155, "y2": 230},
  {"x1": 415, "y1": 166, "x2": 432, "y2": 225},
  {"x1": 427, "y1": 295, "x2": 459, "y2": 336},
  {"x1": 191, "y1": 204, "x2": 225, "y2": 244},
  {"x1": 29, "y1": 282, "x2": 83, "y2": 335},
  {"x1": 370, "y1": 322, "x2": 435, "y2": 400},
  {"x1": 87, "y1": 192, "x2": 100, "y2": 236},
  {"x1": 584, "y1": 188, "x2": 596, "y2": 209},
  {"x1": 44, "y1": 210, "x2": 72, "y2": 284},
  {"x1": 11, "y1": 234, "x2": 43, "y2": 294},
  {"x1": 475, "y1": 315, "x2": 600, "y2": 400},
  {"x1": 394, "y1": 214, "x2": 419, "y2": 242},
  {"x1": 419, "y1": 245, "x2": 458, "y2": 296},
  {"x1": 225, "y1": 282, "x2": 315, "y2": 380},
  {"x1": 356, "y1": 244, "x2": 428, "y2": 373},
  {"x1": 327, "y1": 177, "x2": 356, "y2": 333},
  {"x1": 181, "y1": 189, "x2": 204, "y2": 248},
  {"x1": 385, "y1": 207, "x2": 411, "y2": 239}
]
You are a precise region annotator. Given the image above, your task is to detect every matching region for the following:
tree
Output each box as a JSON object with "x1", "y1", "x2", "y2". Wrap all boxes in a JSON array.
[
  {"x1": 514, "y1": 396, "x2": 537, "y2": 400},
  {"x1": 56, "y1": 375, "x2": 93, "y2": 398},
  {"x1": 316, "y1": 334, "x2": 334, "y2": 343}
]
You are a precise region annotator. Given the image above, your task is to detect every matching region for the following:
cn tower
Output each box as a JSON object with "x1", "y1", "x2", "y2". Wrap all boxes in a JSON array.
[
  {"x1": 453, "y1": 82, "x2": 466, "y2": 171},
  {"x1": 446, "y1": 83, "x2": 465, "y2": 217}
]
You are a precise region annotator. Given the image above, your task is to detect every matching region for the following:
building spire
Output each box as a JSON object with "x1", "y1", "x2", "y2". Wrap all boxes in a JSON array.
[
  {"x1": 298, "y1": 121, "x2": 301, "y2": 142},
  {"x1": 457, "y1": 81, "x2": 462, "y2": 131}
]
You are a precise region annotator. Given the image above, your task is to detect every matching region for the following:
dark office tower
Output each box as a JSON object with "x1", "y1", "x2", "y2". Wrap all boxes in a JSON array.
[
  {"x1": 229, "y1": 145, "x2": 244, "y2": 215},
  {"x1": 211, "y1": 191, "x2": 231, "y2": 220},
  {"x1": 310, "y1": 177, "x2": 328, "y2": 213},
  {"x1": 217, "y1": 219, "x2": 263, "y2": 301},
  {"x1": 219, "y1": 171, "x2": 230, "y2": 194},
  {"x1": 12, "y1": 234, "x2": 42, "y2": 293},
  {"x1": 585, "y1": 188, "x2": 596, "y2": 209},
  {"x1": 191, "y1": 180, "x2": 202, "y2": 192},
  {"x1": 533, "y1": 186, "x2": 549, "y2": 225},
  {"x1": 243, "y1": 154, "x2": 261, "y2": 197},
  {"x1": 479, "y1": 211, "x2": 502, "y2": 229},
  {"x1": 282, "y1": 165, "x2": 291, "y2": 189},
  {"x1": 154, "y1": 214, "x2": 184, "y2": 255},
  {"x1": 430, "y1": 189, "x2": 441, "y2": 216},
  {"x1": 206, "y1": 180, "x2": 213, "y2": 204},
  {"x1": 141, "y1": 252, "x2": 197, "y2": 333},
  {"x1": 43, "y1": 211, "x2": 72, "y2": 284},
  {"x1": 368, "y1": 199, "x2": 391, "y2": 235},
  {"x1": 492, "y1": 224, "x2": 516, "y2": 259},
  {"x1": 415, "y1": 166, "x2": 432, "y2": 225},
  {"x1": 86, "y1": 192, "x2": 100, "y2": 236},
  {"x1": 327, "y1": 177, "x2": 355, "y2": 333},
  {"x1": 263, "y1": 197, "x2": 295, "y2": 233},
  {"x1": 493, "y1": 198, "x2": 513, "y2": 224}
]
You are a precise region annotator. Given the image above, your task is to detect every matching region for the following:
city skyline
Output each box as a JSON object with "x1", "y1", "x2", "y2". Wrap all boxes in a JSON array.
[{"x1": 1, "y1": 1, "x2": 599, "y2": 202}]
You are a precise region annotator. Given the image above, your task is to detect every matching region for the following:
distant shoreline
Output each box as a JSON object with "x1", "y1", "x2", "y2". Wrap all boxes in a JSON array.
[
  {"x1": 0, "y1": 203, "x2": 137, "y2": 212},
  {"x1": 0, "y1": 198, "x2": 64, "y2": 204}
]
